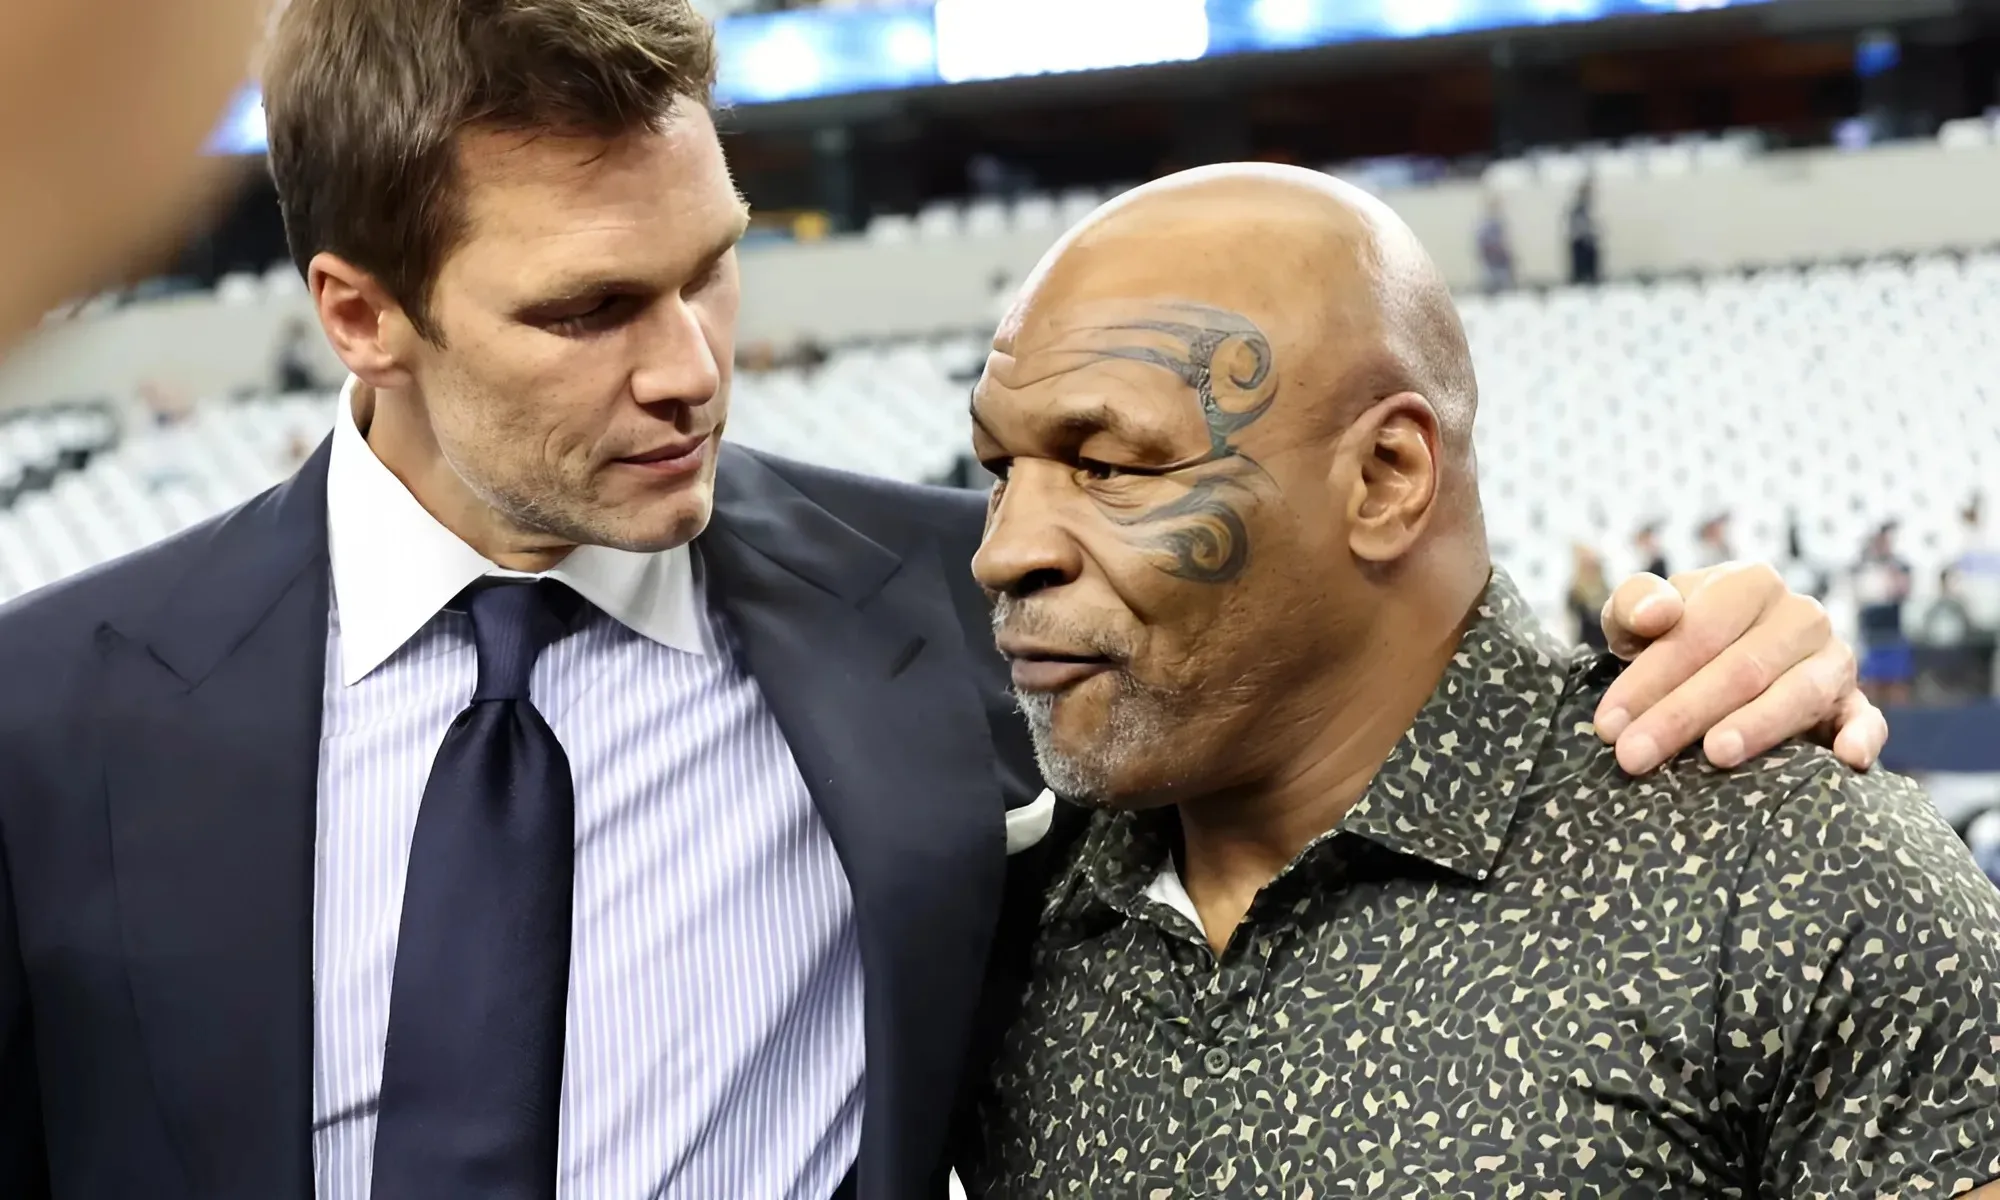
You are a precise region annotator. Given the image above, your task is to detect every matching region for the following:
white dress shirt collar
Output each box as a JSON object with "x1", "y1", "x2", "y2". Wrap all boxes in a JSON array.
[{"x1": 325, "y1": 377, "x2": 706, "y2": 686}]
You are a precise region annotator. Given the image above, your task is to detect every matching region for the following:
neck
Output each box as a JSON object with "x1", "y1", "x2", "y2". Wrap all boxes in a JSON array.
[
  {"x1": 1175, "y1": 560, "x2": 1488, "y2": 950},
  {"x1": 358, "y1": 381, "x2": 576, "y2": 573}
]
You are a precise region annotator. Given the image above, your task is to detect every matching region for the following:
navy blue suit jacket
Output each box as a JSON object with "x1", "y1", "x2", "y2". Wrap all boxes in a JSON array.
[{"x1": 0, "y1": 440, "x2": 1064, "y2": 1200}]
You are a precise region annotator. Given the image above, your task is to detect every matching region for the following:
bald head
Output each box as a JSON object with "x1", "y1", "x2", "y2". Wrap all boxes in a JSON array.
[{"x1": 1006, "y1": 163, "x2": 1478, "y2": 463}]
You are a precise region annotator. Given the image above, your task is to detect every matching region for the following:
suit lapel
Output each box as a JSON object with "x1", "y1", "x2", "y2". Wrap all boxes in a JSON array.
[
  {"x1": 701, "y1": 448, "x2": 1007, "y2": 1200},
  {"x1": 96, "y1": 441, "x2": 331, "y2": 1200}
]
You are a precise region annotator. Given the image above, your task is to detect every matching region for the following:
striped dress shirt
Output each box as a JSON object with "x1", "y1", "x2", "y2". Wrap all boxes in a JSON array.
[{"x1": 312, "y1": 380, "x2": 863, "y2": 1199}]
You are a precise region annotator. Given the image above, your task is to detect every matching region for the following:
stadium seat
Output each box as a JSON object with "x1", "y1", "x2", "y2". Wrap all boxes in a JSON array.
[
  {"x1": 1010, "y1": 193, "x2": 1061, "y2": 232},
  {"x1": 864, "y1": 212, "x2": 917, "y2": 244},
  {"x1": 1481, "y1": 158, "x2": 1534, "y2": 190},
  {"x1": 915, "y1": 201, "x2": 964, "y2": 241},
  {"x1": 1939, "y1": 117, "x2": 1993, "y2": 151},
  {"x1": 963, "y1": 199, "x2": 1010, "y2": 238}
]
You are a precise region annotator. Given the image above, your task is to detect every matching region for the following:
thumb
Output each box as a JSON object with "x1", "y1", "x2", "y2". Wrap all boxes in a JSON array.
[{"x1": 1602, "y1": 575, "x2": 1682, "y2": 660}]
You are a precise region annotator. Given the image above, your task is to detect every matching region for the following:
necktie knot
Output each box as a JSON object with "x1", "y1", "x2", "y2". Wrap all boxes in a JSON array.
[{"x1": 465, "y1": 580, "x2": 581, "y2": 702}]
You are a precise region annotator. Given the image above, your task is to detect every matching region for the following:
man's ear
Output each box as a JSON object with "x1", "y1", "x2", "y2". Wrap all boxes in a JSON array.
[
  {"x1": 1339, "y1": 392, "x2": 1443, "y2": 564},
  {"x1": 309, "y1": 252, "x2": 418, "y2": 390}
]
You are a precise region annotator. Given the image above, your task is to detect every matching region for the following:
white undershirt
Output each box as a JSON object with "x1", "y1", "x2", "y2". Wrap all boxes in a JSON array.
[{"x1": 1144, "y1": 857, "x2": 1208, "y2": 939}]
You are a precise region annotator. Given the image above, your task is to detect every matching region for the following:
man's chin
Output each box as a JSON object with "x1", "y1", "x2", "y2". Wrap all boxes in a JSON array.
[
  {"x1": 581, "y1": 498, "x2": 715, "y2": 555},
  {"x1": 1028, "y1": 734, "x2": 1158, "y2": 811},
  {"x1": 1017, "y1": 677, "x2": 1185, "y2": 807}
]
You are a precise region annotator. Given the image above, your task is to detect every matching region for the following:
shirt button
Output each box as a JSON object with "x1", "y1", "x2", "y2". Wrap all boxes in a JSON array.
[{"x1": 1202, "y1": 1047, "x2": 1231, "y2": 1077}]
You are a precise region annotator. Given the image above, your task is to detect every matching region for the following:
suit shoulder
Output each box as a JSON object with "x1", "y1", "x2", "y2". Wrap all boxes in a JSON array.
[
  {"x1": 0, "y1": 510, "x2": 223, "y2": 664},
  {"x1": 745, "y1": 450, "x2": 986, "y2": 543}
]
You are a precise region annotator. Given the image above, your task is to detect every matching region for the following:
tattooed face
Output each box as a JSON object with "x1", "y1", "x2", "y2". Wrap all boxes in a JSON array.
[{"x1": 971, "y1": 298, "x2": 1354, "y2": 807}]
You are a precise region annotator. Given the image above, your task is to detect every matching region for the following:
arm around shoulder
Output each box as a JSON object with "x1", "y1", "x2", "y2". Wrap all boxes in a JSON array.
[{"x1": 1715, "y1": 759, "x2": 2000, "y2": 1198}]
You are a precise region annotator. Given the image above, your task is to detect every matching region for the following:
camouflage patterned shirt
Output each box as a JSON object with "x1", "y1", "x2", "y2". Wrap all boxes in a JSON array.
[{"x1": 956, "y1": 571, "x2": 2000, "y2": 1199}]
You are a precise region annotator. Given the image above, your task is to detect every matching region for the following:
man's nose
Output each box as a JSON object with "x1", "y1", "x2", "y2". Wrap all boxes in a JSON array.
[
  {"x1": 631, "y1": 295, "x2": 722, "y2": 410},
  {"x1": 972, "y1": 463, "x2": 1086, "y2": 599}
]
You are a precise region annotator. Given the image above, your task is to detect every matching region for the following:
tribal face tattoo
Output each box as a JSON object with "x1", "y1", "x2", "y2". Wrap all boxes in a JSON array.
[{"x1": 1014, "y1": 301, "x2": 1281, "y2": 585}]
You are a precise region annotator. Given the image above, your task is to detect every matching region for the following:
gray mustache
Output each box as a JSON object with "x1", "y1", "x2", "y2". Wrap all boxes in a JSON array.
[{"x1": 989, "y1": 597, "x2": 1132, "y2": 663}]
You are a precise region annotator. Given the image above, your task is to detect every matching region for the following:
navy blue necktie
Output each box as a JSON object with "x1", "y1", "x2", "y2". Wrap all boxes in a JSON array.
[{"x1": 371, "y1": 579, "x2": 583, "y2": 1200}]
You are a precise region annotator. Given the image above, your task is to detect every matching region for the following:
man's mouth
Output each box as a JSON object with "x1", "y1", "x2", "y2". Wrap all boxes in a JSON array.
[
  {"x1": 998, "y1": 638, "x2": 1116, "y2": 694},
  {"x1": 614, "y1": 433, "x2": 711, "y2": 477}
]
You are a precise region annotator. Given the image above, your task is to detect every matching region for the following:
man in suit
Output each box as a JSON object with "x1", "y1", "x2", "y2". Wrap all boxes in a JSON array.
[{"x1": 0, "y1": 3, "x2": 1885, "y2": 1199}]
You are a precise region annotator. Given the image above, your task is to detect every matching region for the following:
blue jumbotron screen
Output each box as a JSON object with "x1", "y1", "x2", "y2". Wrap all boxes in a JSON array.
[{"x1": 209, "y1": 0, "x2": 1775, "y2": 153}]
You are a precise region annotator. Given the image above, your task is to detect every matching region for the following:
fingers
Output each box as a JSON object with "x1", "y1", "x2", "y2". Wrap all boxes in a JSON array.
[
  {"x1": 1693, "y1": 640, "x2": 1858, "y2": 770},
  {"x1": 1600, "y1": 573, "x2": 1684, "y2": 661},
  {"x1": 1594, "y1": 563, "x2": 1783, "y2": 747},
  {"x1": 1828, "y1": 690, "x2": 1888, "y2": 771}
]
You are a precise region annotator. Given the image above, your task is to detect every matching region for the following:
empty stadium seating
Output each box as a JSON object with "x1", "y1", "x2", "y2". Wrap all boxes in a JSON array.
[
  {"x1": 859, "y1": 131, "x2": 1770, "y2": 249},
  {"x1": 1466, "y1": 256, "x2": 2000, "y2": 622},
  {"x1": 0, "y1": 394, "x2": 331, "y2": 601},
  {"x1": 5, "y1": 253, "x2": 1997, "y2": 654}
]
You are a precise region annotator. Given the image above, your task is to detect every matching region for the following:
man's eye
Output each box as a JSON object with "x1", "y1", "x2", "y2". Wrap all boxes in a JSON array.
[
  {"x1": 546, "y1": 295, "x2": 639, "y2": 335},
  {"x1": 1078, "y1": 459, "x2": 1129, "y2": 482}
]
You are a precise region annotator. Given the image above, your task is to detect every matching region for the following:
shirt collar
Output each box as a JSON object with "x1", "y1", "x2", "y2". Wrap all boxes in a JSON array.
[
  {"x1": 1050, "y1": 568, "x2": 1577, "y2": 924},
  {"x1": 325, "y1": 377, "x2": 706, "y2": 686},
  {"x1": 1333, "y1": 567, "x2": 1574, "y2": 881}
]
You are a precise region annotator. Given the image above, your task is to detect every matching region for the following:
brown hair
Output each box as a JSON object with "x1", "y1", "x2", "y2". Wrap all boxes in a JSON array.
[{"x1": 263, "y1": 0, "x2": 716, "y2": 341}]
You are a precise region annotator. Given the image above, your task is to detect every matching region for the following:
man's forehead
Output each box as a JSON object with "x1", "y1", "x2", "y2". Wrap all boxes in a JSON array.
[
  {"x1": 1000, "y1": 295, "x2": 1248, "y2": 352},
  {"x1": 975, "y1": 296, "x2": 1282, "y2": 450},
  {"x1": 447, "y1": 123, "x2": 748, "y2": 293},
  {"x1": 456, "y1": 115, "x2": 742, "y2": 241},
  {"x1": 975, "y1": 354, "x2": 1203, "y2": 449},
  {"x1": 976, "y1": 316, "x2": 1205, "y2": 427},
  {"x1": 981, "y1": 333, "x2": 1186, "y2": 398},
  {"x1": 992, "y1": 296, "x2": 1261, "y2": 377}
]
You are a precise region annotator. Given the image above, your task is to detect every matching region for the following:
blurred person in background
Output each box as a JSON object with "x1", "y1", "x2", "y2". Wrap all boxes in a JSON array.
[
  {"x1": 1694, "y1": 511, "x2": 1733, "y2": 568},
  {"x1": 955, "y1": 164, "x2": 1999, "y2": 1200},
  {"x1": 274, "y1": 315, "x2": 322, "y2": 394},
  {"x1": 1921, "y1": 566, "x2": 1977, "y2": 647},
  {"x1": 0, "y1": 8, "x2": 1890, "y2": 1200},
  {"x1": 1566, "y1": 177, "x2": 1601, "y2": 285},
  {"x1": 1956, "y1": 494, "x2": 2000, "y2": 640},
  {"x1": 0, "y1": 0, "x2": 267, "y2": 348},
  {"x1": 1778, "y1": 513, "x2": 1829, "y2": 601},
  {"x1": 1567, "y1": 542, "x2": 1611, "y2": 652},
  {"x1": 1475, "y1": 193, "x2": 1514, "y2": 294},
  {"x1": 1856, "y1": 520, "x2": 1915, "y2": 704},
  {"x1": 1633, "y1": 520, "x2": 1668, "y2": 578},
  {"x1": 1916, "y1": 567, "x2": 1995, "y2": 703},
  {"x1": 137, "y1": 378, "x2": 193, "y2": 430}
]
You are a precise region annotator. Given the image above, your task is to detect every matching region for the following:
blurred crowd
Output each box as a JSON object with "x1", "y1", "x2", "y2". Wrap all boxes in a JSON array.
[{"x1": 1568, "y1": 499, "x2": 2000, "y2": 706}]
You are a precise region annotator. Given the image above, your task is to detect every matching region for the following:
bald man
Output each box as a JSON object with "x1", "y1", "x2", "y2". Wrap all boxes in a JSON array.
[{"x1": 953, "y1": 166, "x2": 2000, "y2": 1198}]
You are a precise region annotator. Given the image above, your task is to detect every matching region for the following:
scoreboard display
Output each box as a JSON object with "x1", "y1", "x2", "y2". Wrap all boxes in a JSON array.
[{"x1": 208, "y1": 0, "x2": 1779, "y2": 152}]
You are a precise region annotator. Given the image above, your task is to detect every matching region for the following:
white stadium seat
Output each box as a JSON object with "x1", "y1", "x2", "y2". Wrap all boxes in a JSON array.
[
  {"x1": 1009, "y1": 192, "x2": 1061, "y2": 232},
  {"x1": 1940, "y1": 117, "x2": 1993, "y2": 151}
]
